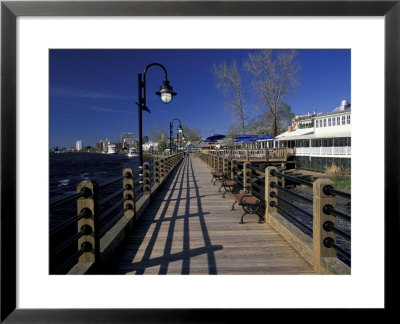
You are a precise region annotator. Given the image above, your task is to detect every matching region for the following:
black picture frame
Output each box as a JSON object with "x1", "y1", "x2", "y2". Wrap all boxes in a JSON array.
[{"x1": 1, "y1": 0, "x2": 398, "y2": 322}]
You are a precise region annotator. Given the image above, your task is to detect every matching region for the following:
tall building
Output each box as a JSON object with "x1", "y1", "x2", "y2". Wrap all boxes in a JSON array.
[
  {"x1": 76, "y1": 140, "x2": 83, "y2": 151},
  {"x1": 121, "y1": 132, "x2": 135, "y2": 148}
]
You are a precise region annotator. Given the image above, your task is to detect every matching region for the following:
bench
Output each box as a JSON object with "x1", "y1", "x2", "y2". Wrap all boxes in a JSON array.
[
  {"x1": 231, "y1": 193, "x2": 264, "y2": 224},
  {"x1": 210, "y1": 169, "x2": 225, "y2": 185},
  {"x1": 217, "y1": 178, "x2": 239, "y2": 198}
]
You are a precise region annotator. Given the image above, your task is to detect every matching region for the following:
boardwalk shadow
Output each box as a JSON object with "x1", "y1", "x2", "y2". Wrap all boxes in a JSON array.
[{"x1": 103, "y1": 157, "x2": 222, "y2": 275}]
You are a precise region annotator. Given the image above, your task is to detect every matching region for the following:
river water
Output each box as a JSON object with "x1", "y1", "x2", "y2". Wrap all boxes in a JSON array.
[{"x1": 49, "y1": 152, "x2": 143, "y2": 229}]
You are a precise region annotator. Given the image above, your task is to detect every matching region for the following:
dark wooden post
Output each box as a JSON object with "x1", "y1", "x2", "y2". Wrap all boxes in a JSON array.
[
  {"x1": 243, "y1": 162, "x2": 251, "y2": 193},
  {"x1": 313, "y1": 178, "x2": 336, "y2": 273},
  {"x1": 123, "y1": 168, "x2": 135, "y2": 220},
  {"x1": 265, "y1": 166, "x2": 278, "y2": 223},
  {"x1": 76, "y1": 180, "x2": 99, "y2": 265},
  {"x1": 154, "y1": 158, "x2": 160, "y2": 184},
  {"x1": 142, "y1": 162, "x2": 151, "y2": 195}
]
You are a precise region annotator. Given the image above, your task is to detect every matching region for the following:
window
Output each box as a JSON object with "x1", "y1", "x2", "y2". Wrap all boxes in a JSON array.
[
  {"x1": 324, "y1": 119, "x2": 327, "y2": 127},
  {"x1": 316, "y1": 119, "x2": 319, "y2": 128},
  {"x1": 328, "y1": 118, "x2": 331, "y2": 126},
  {"x1": 347, "y1": 115, "x2": 351, "y2": 124},
  {"x1": 332, "y1": 117, "x2": 336, "y2": 126},
  {"x1": 337, "y1": 116, "x2": 340, "y2": 125},
  {"x1": 319, "y1": 119, "x2": 322, "y2": 127},
  {"x1": 342, "y1": 115, "x2": 345, "y2": 124}
]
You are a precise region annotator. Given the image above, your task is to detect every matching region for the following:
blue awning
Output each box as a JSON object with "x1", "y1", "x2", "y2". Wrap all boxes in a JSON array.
[
  {"x1": 206, "y1": 134, "x2": 225, "y2": 141},
  {"x1": 256, "y1": 134, "x2": 275, "y2": 140},
  {"x1": 235, "y1": 134, "x2": 253, "y2": 140}
]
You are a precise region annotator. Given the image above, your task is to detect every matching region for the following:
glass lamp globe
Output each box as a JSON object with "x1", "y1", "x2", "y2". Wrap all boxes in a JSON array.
[
  {"x1": 156, "y1": 80, "x2": 177, "y2": 104},
  {"x1": 161, "y1": 92, "x2": 172, "y2": 104}
]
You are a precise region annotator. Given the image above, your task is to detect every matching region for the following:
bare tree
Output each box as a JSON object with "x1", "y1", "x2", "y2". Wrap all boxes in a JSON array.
[
  {"x1": 182, "y1": 125, "x2": 202, "y2": 142},
  {"x1": 213, "y1": 60, "x2": 247, "y2": 133},
  {"x1": 244, "y1": 50, "x2": 301, "y2": 136},
  {"x1": 248, "y1": 102, "x2": 294, "y2": 136}
]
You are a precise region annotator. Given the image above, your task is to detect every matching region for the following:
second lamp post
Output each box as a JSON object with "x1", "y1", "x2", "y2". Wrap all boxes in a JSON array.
[{"x1": 170, "y1": 118, "x2": 183, "y2": 154}]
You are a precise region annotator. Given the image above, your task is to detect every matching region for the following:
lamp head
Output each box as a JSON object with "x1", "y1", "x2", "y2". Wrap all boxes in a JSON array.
[{"x1": 156, "y1": 80, "x2": 177, "y2": 104}]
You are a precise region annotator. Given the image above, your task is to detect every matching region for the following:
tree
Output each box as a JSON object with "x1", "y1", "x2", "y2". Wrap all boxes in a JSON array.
[
  {"x1": 226, "y1": 124, "x2": 243, "y2": 139},
  {"x1": 244, "y1": 50, "x2": 301, "y2": 137},
  {"x1": 213, "y1": 60, "x2": 247, "y2": 133},
  {"x1": 148, "y1": 124, "x2": 168, "y2": 152},
  {"x1": 248, "y1": 103, "x2": 295, "y2": 136},
  {"x1": 182, "y1": 125, "x2": 201, "y2": 143}
]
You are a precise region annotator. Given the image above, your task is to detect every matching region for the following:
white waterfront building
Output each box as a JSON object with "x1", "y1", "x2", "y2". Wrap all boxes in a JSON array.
[
  {"x1": 76, "y1": 140, "x2": 83, "y2": 151},
  {"x1": 143, "y1": 140, "x2": 158, "y2": 152},
  {"x1": 247, "y1": 100, "x2": 351, "y2": 172},
  {"x1": 275, "y1": 100, "x2": 351, "y2": 157}
]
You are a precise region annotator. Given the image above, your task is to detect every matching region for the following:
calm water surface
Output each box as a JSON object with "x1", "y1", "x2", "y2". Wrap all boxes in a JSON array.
[{"x1": 49, "y1": 152, "x2": 143, "y2": 229}]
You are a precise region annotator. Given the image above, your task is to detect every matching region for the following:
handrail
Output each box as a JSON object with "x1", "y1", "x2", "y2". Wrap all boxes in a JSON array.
[
  {"x1": 247, "y1": 164, "x2": 266, "y2": 174},
  {"x1": 270, "y1": 169, "x2": 313, "y2": 187},
  {"x1": 50, "y1": 208, "x2": 91, "y2": 237},
  {"x1": 323, "y1": 238, "x2": 351, "y2": 260},
  {"x1": 323, "y1": 221, "x2": 351, "y2": 240},
  {"x1": 49, "y1": 187, "x2": 91, "y2": 209},
  {"x1": 323, "y1": 185, "x2": 351, "y2": 199},
  {"x1": 271, "y1": 182, "x2": 313, "y2": 204},
  {"x1": 99, "y1": 173, "x2": 130, "y2": 189},
  {"x1": 50, "y1": 152, "x2": 184, "y2": 274},
  {"x1": 271, "y1": 192, "x2": 313, "y2": 219},
  {"x1": 198, "y1": 151, "x2": 351, "y2": 274},
  {"x1": 323, "y1": 205, "x2": 351, "y2": 221},
  {"x1": 270, "y1": 201, "x2": 313, "y2": 235}
]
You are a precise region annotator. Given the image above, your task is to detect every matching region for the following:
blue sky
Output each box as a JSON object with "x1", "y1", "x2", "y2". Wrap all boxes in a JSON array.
[{"x1": 49, "y1": 49, "x2": 350, "y2": 148}]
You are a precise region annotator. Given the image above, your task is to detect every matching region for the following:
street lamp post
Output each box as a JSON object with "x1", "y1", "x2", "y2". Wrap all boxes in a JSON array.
[
  {"x1": 169, "y1": 118, "x2": 183, "y2": 154},
  {"x1": 137, "y1": 63, "x2": 177, "y2": 166}
]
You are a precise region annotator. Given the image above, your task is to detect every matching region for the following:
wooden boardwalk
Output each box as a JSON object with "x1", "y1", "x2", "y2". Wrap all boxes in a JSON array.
[{"x1": 105, "y1": 157, "x2": 315, "y2": 275}]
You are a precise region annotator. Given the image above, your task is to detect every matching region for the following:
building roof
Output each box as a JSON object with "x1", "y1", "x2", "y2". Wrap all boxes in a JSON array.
[
  {"x1": 316, "y1": 107, "x2": 351, "y2": 118},
  {"x1": 276, "y1": 127, "x2": 314, "y2": 139},
  {"x1": 277, "y1": 129, "x2": 351, "y2": 141}
]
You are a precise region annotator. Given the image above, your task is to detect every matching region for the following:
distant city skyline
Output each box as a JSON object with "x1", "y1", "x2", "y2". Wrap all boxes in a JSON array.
[{"x1": 50, "y1": 49, "x2": 350, "y2": 148}]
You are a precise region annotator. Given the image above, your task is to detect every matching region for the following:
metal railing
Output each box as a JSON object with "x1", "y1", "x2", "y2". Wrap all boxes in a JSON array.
[
  {"x1": 49, "y1": 152, "x2": 184, "y2": 274},
  {"x1": 198, "y1": 151, "x2": 351, "y2": 274},
  {"x1": 207, "y1": 148, "x2": 295, "y2": 160}
]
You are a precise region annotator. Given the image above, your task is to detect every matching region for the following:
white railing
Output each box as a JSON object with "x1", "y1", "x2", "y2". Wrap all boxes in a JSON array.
[
  {"x1": 295, "y1": 146, "x2": 351, "y2": 157},
  {"x1": 208, "y1": 148, "x2": 294, "y2": 159}
]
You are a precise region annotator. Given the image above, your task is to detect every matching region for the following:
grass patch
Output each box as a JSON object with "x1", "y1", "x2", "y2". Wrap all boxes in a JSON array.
[
  {"x1": 330, "y1": 176, "x2": 351, "y2": 193},
  {"x1": 324, "y1": 162, "x2": 351, "y2": 193}
]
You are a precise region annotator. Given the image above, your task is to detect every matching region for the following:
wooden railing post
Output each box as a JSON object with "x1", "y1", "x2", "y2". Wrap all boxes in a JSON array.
[
  {"x1": 223, "y1": 157, "x2": 228, "y2": 175},
  {"x1": 265, "y1": 166, "x2": 278, "y2": 223},
  {"x1": 231, "y1": 159, "x2": 237, "y2": 181},
  {"x1": 243, "y1": 162, "x2": 251, "y2": 193},
  {"x1": 154, "y1": 158, "x2": 161, "y2": 185},
  {"x1": 313, "y1": 178, "x2": 336, "y2": 273},
  {"x1": 123, "y1": 168, "x2": 135, "y2": 220},
  {"x1": 159, "y1": 157, "x2": 165, "y2": 182},
  {"x1": 142, "y1": 162, "x2": 151, "y2": 195},
  {"x1": 76, "y1": 180, "x2": 99, "y2": 265},
  {"x1": 166, "y1": 156, "x2": 171, "y2": 175}
]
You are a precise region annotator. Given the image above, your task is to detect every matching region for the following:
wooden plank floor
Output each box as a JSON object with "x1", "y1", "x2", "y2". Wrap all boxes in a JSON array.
[{"x1": 105, "y1": 157, "x2": 315, "y2": 275}]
